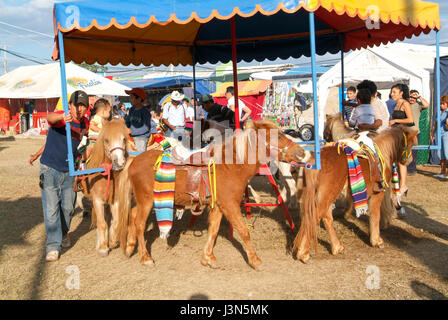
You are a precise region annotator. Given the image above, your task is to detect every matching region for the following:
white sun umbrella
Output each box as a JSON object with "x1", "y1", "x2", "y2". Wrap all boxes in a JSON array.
[{"x1": 0, "y1": 62, "x2": 130, "y2": 99}]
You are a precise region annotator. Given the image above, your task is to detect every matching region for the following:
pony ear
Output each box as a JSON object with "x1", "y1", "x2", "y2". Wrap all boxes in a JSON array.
[{"x1": 127, "y1": 137, "x2": 137, "y2": 152}]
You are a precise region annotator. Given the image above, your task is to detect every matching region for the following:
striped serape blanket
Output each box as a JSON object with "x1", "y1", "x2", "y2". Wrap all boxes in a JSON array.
[
  {"x1": 153, "y1": 133, "x2": 175, "y2": 239},
  {"x1": 336, "y1": 142, "x2": 369, "y2": 218}
]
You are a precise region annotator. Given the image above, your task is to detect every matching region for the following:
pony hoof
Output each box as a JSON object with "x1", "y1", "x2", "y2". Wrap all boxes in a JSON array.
[
  {"x1": 298, "y1": 253, "x2": 310, "y2": 264},
  {"x1": 371, "y1": 238, "x2": 384, "y2": 249},
  {"x1": 98, "y1": 249, "x2": 109, "y2": 257},
  {"x1": 109, "y1": 241, "x2": 119, "y2": 249},
  {"x1": 208, "y1": 262, "x2": 221, "y2": 269},
  {"x1": 201, "y1": 256, "x2": 220, "y2": 269},
  {"x1": 251, "y1": 263, "x2": 263, "y2": 271},
  {"x1": 125, "y1": 246, "x2": 135, "y2": 257},
  {"x1": 249, "y1": 258, "x2": 262, "y2": 270},
  {"x1": 143, "y1": 260, "x2": 155, "y2": 268},
  {"x1": 332, "y1": 245, "x2": 344, "y2": 256}
]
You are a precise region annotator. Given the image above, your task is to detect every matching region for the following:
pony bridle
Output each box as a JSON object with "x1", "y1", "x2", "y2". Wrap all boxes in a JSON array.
[
  {"x1": 109, "y1": 146, "x2": 126, "y2": 154},
  {"x1": 268, "y1": 138, "x2": 295, "y2": 159}
]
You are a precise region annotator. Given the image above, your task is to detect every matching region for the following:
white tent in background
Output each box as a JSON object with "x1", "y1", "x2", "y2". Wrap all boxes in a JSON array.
[
  {"x1": 318, "y1": 43, "x2": 448, "y2": 115},
  {"x1": 250, "y1": 71, "x2": 288, "y2": 80},
  {"x1": 0, "y1": 62, "x2": 130, "y2": 99}
]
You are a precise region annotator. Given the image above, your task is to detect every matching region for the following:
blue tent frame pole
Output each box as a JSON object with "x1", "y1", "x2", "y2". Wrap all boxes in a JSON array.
[
  {"x1": 309, "y1": 12, "x2": 321, "y2": 170},
  {"x1": 415, "y1": 29, "x2": 441, "y2": 151},
  {"x1": 59, "y1": 31, "x2": 105, "y2": 176},
  {"x1": 58, "y1": 30, "x2": 75, "y2": 176},
  {"x1": 192, "y1": 46, "x2": 197, "y2": 120},
  {"x1": 413, "y1": 30, "x2": 441, "y2": 151},
  {"x1": 436, "y1": 29, "x2": 441, "y2": 151}
]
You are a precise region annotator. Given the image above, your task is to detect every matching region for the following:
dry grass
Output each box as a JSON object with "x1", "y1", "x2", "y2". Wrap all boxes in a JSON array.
[{"x1": 0, "y1": 137, "x2": 447, "y2": 300}]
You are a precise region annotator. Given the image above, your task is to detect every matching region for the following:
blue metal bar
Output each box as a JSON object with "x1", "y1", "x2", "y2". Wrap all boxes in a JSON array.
[
  {"x1": 413, "y1": 145, "x2": 442, "y2": 150},
  {"x1": 413, "y1": 146, "x2": 441, "y2": 150},
  {"x1": 309, "y1": 12, "x2": 321, "y2": 170},
  {"x1": 340, "y1": 37, "x2": 345, "y2": 118},
  {"x1": 192, "y1": 46, "x2": 197, "y2": 120},
  {"x1": 295, "y1": 140, "x2": 326, "y2": 146},
  {"x1": 58, "y1": 31, "x2": 76, "y2": 176},
  {"x1": 339, "y1": 87, "x2": 343, "y2": 114},
  {"x1": 59, "y1": 31, "x2": 105, "y2": 177},
  {"x1": 436, "y1": 30, "x2": 441, "y2": 151}
]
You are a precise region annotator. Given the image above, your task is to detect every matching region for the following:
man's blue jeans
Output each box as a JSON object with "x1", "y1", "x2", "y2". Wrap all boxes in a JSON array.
[
  {"x1": 133, "y1": 136, "x2": 149, "y2": 153},
  {"x1": 40, "y1": 164, "x2": 76, "y2": 254},
  {"x1": 168, "y1": 127, "x2": 186, "y2": 141}
]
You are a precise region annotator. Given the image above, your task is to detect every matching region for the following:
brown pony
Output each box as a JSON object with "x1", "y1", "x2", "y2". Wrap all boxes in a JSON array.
[
  {"x1": 323, "y1": 113, "x2": 398, "y2": 227},
  {"x1": 116, "y1": 120, "x2": 307, "y2": 269},
  {"x1": 78, "y1": 118, "x2": 134, "y2": 256},
  {"x1": 293, "y1": 125, "x2": 418, "y2": 263}
]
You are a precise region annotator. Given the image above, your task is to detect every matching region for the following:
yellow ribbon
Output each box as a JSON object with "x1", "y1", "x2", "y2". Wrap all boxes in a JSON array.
[
  {"x1": 401, "y1": 132, "x2": 410, "y2": 162},
  {"x1": 361, "y1": 143, "x2": 388, "y2": 188},
  {"x1": 208, "y1": 159, "x2": 217, "y2": 209},
  {"x1": 153, "y1": 153, "x2": 172, "y2": 171}
]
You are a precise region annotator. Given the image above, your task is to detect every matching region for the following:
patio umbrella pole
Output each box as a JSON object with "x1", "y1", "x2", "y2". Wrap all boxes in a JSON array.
[{"x1": 231, "y1": 16, "x2": 241, "y2": 130}]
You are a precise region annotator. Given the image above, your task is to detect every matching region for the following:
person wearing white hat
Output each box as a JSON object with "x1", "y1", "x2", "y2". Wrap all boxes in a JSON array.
[{"x1": 162, "y1": 90, "x2": 188, "y2": 140}]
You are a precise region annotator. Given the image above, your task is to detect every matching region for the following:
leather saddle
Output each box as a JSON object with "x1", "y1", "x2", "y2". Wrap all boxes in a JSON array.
[{"x1": 170, "y1": 145, "x2": 215, "y2": 203}]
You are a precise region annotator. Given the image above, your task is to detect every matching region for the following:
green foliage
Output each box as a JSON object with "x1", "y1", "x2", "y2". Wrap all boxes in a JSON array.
[{"x1": 78, "y1": 62, "x2": 108, "y2": 73}]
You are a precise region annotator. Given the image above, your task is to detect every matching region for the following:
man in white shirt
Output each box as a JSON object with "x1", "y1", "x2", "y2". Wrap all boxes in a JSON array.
[
  {"x1": 183, "y1": 97, "x2": 195, "y2": 121},
  {"x1": 162, "y1": 91, "x2": 187, "y2": 140},
  {"x1": 225, "y1": 86, "x2": 252, "y2": 126},
  {"x1": 371, "y1": 95, "x2": 390, "y2": 133},
  {"x1": 356, "y1": 80, "x2": 390, "y2": 133}
]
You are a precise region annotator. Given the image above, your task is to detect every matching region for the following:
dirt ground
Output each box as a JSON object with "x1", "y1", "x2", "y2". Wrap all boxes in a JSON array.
[{"x1": 1, "y1": 136, "x2": 447, "y2": 300}]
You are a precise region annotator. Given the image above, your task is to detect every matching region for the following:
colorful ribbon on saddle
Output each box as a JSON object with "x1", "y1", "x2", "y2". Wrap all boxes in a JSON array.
[
  {"x1": 335, "y1": 142, "x2": 369, "y2": 218},
  {"x1": 153, "y1": 133, "x2": 175, "y2": 239},
  {"x1": 392, "y1": 163, "x2": 400, "y2": 195}
]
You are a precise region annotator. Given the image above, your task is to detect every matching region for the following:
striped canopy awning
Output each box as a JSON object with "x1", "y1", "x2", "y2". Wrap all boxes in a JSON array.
[{"x1": 52, "y1": 0, "x2": 441, "y2": 66}]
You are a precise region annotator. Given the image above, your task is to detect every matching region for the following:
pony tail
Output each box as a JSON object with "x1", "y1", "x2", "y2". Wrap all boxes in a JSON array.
[
  {"x1": 117, "y1": 157, "x2": 134, "y2": 253},
  {"x1": 293, "y1": 168, "x2": 319, "y2": 259}
]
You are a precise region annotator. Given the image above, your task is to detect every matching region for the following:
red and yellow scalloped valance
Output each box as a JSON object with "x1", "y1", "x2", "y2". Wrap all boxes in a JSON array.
[{"x1": 52, "y1": 0, "x2": 441, "y2": 66}]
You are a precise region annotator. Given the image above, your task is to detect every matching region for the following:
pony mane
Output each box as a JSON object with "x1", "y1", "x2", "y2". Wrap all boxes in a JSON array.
[
  {"x1": 209, "y1": 120, "x2": 279, "y2": 164},
  {"x1": 88, "y1": 119, "x2": 129, "y2": 169},
  {"x1": 325, "y1": 113, "x2": 355, "y2": 141}
]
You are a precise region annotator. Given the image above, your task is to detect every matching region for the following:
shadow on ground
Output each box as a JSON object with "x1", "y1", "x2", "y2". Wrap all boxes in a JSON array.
[
  {"x1": 0, "y1": 196, "x2": 93, "y2": 299},
  {"x1": 336, "y1": 204, "x2": 448, "y2": 283}
]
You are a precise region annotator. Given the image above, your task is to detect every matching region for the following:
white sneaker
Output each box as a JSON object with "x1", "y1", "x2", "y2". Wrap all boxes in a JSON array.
[
  {"x1": 45, "y1": 250, "x2": 59, "y2": 262},
  {"x1": 62, "y1": 234, "x2": 71, "y2": 248}
]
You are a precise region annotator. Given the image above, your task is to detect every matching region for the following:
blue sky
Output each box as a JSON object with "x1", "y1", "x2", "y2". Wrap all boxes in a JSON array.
[{"x1": 0, "y1": 0, "x2": 447, "y2": 74}]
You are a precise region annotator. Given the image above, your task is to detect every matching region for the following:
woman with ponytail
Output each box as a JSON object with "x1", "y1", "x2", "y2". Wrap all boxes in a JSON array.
[{"x1": 389, "y1": 83, "x2": 415, "y2": 197}]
